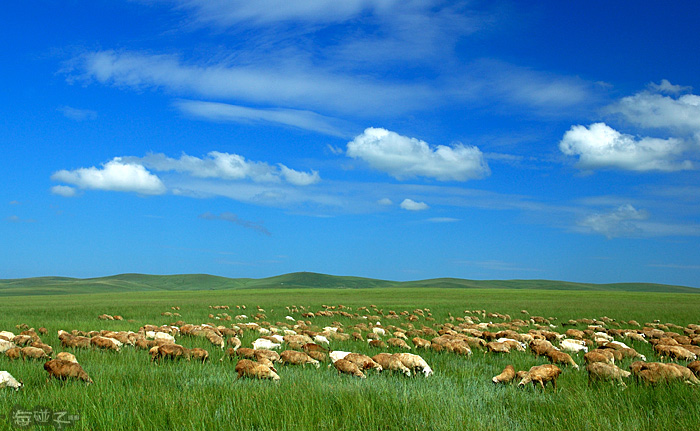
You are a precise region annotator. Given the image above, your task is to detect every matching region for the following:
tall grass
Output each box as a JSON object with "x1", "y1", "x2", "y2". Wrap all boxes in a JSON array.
[{"x1": 1, "y1": 288, "x2": 699, "y2": 430}]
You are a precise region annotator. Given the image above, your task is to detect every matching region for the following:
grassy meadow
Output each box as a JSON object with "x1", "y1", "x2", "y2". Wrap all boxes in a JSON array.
[{"x1": 1, "y1": 284, "x2": 699, "y2": 430}]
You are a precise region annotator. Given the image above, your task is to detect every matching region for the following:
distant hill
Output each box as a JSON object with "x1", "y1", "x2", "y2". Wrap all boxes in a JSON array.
[{"x1": 0, "y1": 272, "x2": 696, "y2": 296}]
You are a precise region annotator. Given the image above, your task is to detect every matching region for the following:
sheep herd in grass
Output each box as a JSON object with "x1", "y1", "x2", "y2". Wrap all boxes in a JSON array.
[{"x1": 1, "y1": 305, "x2": 699, "y2": 392}]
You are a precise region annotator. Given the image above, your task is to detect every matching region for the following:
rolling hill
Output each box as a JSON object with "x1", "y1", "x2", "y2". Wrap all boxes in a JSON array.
[{"x1": 0, "y1": 272, "x2": 697, "y2": 296}]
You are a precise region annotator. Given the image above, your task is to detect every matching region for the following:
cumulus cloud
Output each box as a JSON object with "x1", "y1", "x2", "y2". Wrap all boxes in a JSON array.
[
  {"x1": 377, "y1": 198, "x2": 393, "y2": 206},
  {"x1": 132, "y1": 152, "x2": 320, "y2": 185},
  {"x1": 400, "y1": 199, "x2": 429, "y2": 211},
  {"x1": 50, "y1": 185, "x2": 78, "y2": 197},
  {"x1": 347, "y1": 128, "x2": 490, "y2": 181},
  {"x1": 559, "y1": 122, "x2": 692, "y2": 172},
  {"x1": 51, "y1": 158, "x2": 166, "y2": 195},
  {"x1": 578, "y1": 204, "x2": 648, "y2": 238},
  {"x1": 606, "y1": 82, "x2": 700, "y2": 134},
  {"x1": 199, "y1": 212, "x2": 271, "y2": 236}
]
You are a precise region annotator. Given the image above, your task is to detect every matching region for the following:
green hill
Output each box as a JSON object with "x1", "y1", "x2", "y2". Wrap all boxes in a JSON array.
[{"x1": 0, "y1": 271, "x2": 696, "y2": 296}]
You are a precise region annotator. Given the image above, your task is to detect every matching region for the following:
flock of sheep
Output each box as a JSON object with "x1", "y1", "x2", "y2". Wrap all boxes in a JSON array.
[{"x1": 1, "y1": 303, "x2": 700, "y2": 392}]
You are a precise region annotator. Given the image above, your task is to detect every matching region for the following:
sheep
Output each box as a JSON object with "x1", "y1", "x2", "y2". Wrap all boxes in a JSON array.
[
  {"x1": 584, "y1": 350, "x2": 615, "y2": 365},
  {"x1": 235, "y1": 359, "x2": 280, "y2": 381},
  {"x1": 21, "y1": 346, "x2": 50, "y2": 361},
  {"x1": 254, "y1": 349, "x2": 281, "y2": 364},
  {"x1": 630, "y1": 361, "x2": 700, "y2": 385},
  {"x1": 5, "y1": 347, "x2": 21, "y2": 360},
  {"x1": 486, "y1": 341, "x2": 510, "y2": 354},
  {"x1": 314, "y1": 335, "x2": 330, "y2": 345},
  {"x1": 333, "y1": 359, "x2": 366, "y2": 378},
  {"x1": 496, "y1": 338, "x2": 526, "y2": 352},
  {"x1": 0, "y1": 371, "x2": 23, "y2": 390},
  {"x1": 150, "y1": 344, "x2": 190, "y2": 362},
  {"x1": 329, "y1": 351, "x2": 353, "y2": 363},
  {"x1": 688, "y1": 361, "x2": 700, "y2": 377},
  {"x1": 344, "y1": 353, "x2": 382, "y2": 372},
  {"x1": 394, "y1": 353, "x2": 433, "y2": 377},
  {"x1": 368, "y1": 339, "x2": 387, "y2": 348},
  {"x1": 560, "y1": 339, "x2": 588, "y2": 354},
  {"x1": 227, "y1": 337, "x2": 242, "y2": 350},
  {"x1": 387, "y1": 337, "x2": 411, "y2": 350},
  {"x1": 371, "y1": 353, "x2": 411, "y2": 376},
  {"x1": 189, "y1": 348, "x2": 209, "y2": 363},
  {"x1": 529, "y1": 339, "x2": 557, "y2": 356},
  {"x1": 492, "y1": 364, "x2": 516, "y2": 384},
  {"x1": 279, "y1": 350, "x2": 320, "y2": 368},
  {"x1": 44, "y1": 359, "x2": 93, "y2": 384},
  {"x1": 411, "y1": 337, "x2": 431, "y2": 349},
  {"x1": 518, "y1": 364, "x2": 562, "y2": 391},
  {"x1": 545, "y1": 349, "x2": 579, "y2": 370},
  {"x1": 31, "y1": 341, "x2": 54, "y2": 357},
  {"x1": 56, "y1": 352, "x2": 78, "y2": 363},
  {"x1": 0, "y1": 339, "x2": 16, "y2": 354},
  {"x1": 586, "y1": 362, "x2": 631, "y2": 387},
  {"x1": 90, "y1": 336, "x2": 121, "y2": 352},
  {"x1": 252, "y1": 338, "x2": 281, "y2": 350}
]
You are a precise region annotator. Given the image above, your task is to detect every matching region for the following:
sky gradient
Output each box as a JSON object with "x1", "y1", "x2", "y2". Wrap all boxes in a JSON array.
[{"x1": 3, "y1": 1, "x2": 700, "y2": 287}]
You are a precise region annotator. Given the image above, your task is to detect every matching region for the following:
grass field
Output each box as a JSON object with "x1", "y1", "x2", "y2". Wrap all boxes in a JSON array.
[{"x1": 1, "y1": 285, "x2": 699, "y2": 430}]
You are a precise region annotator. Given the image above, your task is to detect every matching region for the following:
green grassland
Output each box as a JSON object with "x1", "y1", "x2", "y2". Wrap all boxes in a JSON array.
[{"x1": 1, "y1": 278, "x2": 699, "y2": 430}]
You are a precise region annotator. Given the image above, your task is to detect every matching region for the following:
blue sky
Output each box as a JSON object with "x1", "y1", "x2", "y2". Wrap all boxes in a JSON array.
[{"x1": 3, "y1": 1, "x2": 700, "y2": 287}]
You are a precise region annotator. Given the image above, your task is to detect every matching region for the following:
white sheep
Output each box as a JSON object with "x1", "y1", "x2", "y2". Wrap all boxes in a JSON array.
[
  {"x1": 0, "y1": 371, "x2": 23, "y2": 390},
  {"x1": 560, "y1": 339, "x2": 588, "y2": 354},
  {"x1": 252, "y1": 338, "x2": 281, "y2": 350}
]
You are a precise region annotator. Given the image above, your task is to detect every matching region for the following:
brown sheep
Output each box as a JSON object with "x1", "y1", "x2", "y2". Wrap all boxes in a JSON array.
[
  {"x1": 279, "y1": 350, "x2": 320, "y2": 368},
  {"x1": 492, "y1": 364, "x2": 516, "y2": 384},
  {"x1": 90, "y1": 336, "x2": 121, "y2": 352},
  {"x1": 21, "y1": 346, "x2": 50, "y2": 360},
  {"x1": 235, "y1": 348, "x2": 257, "y2": 359},
  {"x1": 150, "y1": 344, "x2": 190, "y2": 362},
  {"x1": 630, "y1": 361, "x2": 700, "y2": 385},
  {"x1": 688, "y1": 361, "x2": 700, "y2": 377},
  {"x1": 189, "y1": 348, "x2": 209, "y2": 363},
  {"x1": 65, "y1": 336, "x2": 91, "y2": 349},
  {"x1": 545, "y1": 349, "x2": 579, "y2": 370},
  {"x1": 371, "y1": 353, "x2": 411, "y2": 376},
  {"x1": 44, "y1": 359, "x2": 93, "y2": 384},
  {"x1": 584, "y1": 350, "x2": 615, "y2": 365},
  {"x1": 344, "y1": 353, "x2": 382, "y2": 372},
  {"x1": 31, "y1": 341, "x2": 53, "y2": 356},
  {"x1": 486, "y1": 341, "x2": 510, "y2": 354},
  {"x1": 394, "y1": 353, "x2": 433, "y2": 376},
  {"x1": 254, "y1": 349, "x2": 281, "y2": 363},
  {"x1": 5, "y1": 347, "x2": 21, "y2": 360},
  {"x1": 518, "y1": 364, "x2": 562, "y2": 391},
  {"x1": 227, "y1": 337, "x2": 242, "y2": 350},
  {"x1": 387, "y1": 338, "x2": 411, "y2": 350},
  {"x1": 306, "y1": 350, "x2": 327, "y2": 362},
  {"x1": 302, "y1": 343, "x2": 328, "y2": 353},
  {"x1": 411, "y1": 337, "x2": 431, "y2": 349},
  {"x1": 206, "y1": 332, "x2": 225, "y2": 350},
  {"x1": 586, "y1": 362, "x2": 631, "y2": 387},
  {"x1": 529, "y1": 339, "x2": 555, "y2": 356},
  {"x1": 368, "y1": 339, "x2": 387, "y2": 348},
  {"x1": 12, "y1": 335, "x2": 33, "y2": 346},
  {"x1": 235, "y1": 359, "x2": 280, "y2": 380},
  {"x1": 135, "y1": 338, "x2": 158, "y2": 350},
  {"x1": 333, "y1": 359, "x2": 366, "y2": 378},
  {"x1": 56, "y1": 352, "x2": 78, "y2": 363}
]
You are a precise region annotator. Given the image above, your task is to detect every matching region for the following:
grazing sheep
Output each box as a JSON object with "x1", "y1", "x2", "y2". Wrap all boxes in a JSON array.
[
  {"x1": 150, "y1": 344, "x2": 190, "y2": 362},
  {"x1": 518, "y1": 364, "x2": 562, "y2": 391},
  {"x1": 254, "y1": 349, "x2": 281, "y2": 364},
  {"x1": 560, "y1": 339, "x2": 588, "y2": 354},
  {"x1": 411, "y1": 337, "x2": 431, "y2": 349},
  {"x1": 371, "y1": 353, "x2": 411, "y2": 376},
  {"x1": 688, "y1": 361, "x2": 700, "y2": 377},
  {"x1": 586, "y1": 362, "x2": 631, "y2": 387},
  {"x1": 5, "y1": 347, "x2": 21, "y2": 360},
  {"x1": 56, "y1": 352, "x2": 78, "y2": 363},
  {"x1": 252, "y1": 338, "x2": 281, "y2": 350},
  {"x1": 368, "y1": 339, "x2": 387, "y2": 348},
  {"x1": 189, "y1": 348, "x2": 209, "y2": 363},
  {"x1": 0, "y1": 339, "x2": 16, "y2": 354},
  {"x1": 656, "y1": 345, "x2": 697, "y2": 361},
  {"x1": 529, "y1": 339, "x2": 557, "y2": 357},
  {"x1": 584, "y1": 350, "x2": 615, "y2": 365},
  {"x1": 21, "y1": 346, "x2": 50, "y2": 361},
  {"x1": 545, "y1": 349, "x2": 579, "y2": 370},
  {"x1": 492, "y1": 365, "x2": 516, "y2": 384},
  {"x1": 279, "y1": 350, "x2": 320, "y2": 368},
  {"x1": 329, "y1": 351, "x2": 353, "y2": 363},
  {"x1": 90, "y1": 336, "x2": 121, "y2": 352},
  {"x1": 394, "y1": 353, "x2": 433, "y2": 377},
  {"x1": 387, "y1": 338, "x2": 411, "y2": 350},
  {"x1": 235, "y1": 359, "x2": 280, "y2": 381},
  {"x1": 630, "y1": 361, "x2": 700, "y2": 385},
  {"x1": 206, "y1": 333, "x2": 225, "y2": 350},
  {"x1": 344, "y1": 353, "x2": 382, "y2": 372},
  {"x1": 333, "y1": 359, "x2": 366, "y2": 378},
  {"x1": 227, "y1": 337, "x2": 242, "y2": 350},
  {"x1": 486, "y1": 341, "x2": 510, "y2": 354},
  {"x1": 496, "y1": 338, "x2": 526, "y2": 352},
  {"x1": 31, "y1": 341, "x2": 53, "y2": 356},
  {"x1": 44, "y1": 359, "x2": 93, "y2": 384},
  {"x1": 0, "y1": 371, "x2": 23, "y2": 390}
]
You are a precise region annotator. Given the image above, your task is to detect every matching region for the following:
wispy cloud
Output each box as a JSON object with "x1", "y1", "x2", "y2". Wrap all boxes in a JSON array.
[
  {"x1": 400, "y1": 199, "x2": 429, "y2": 211},
  {"x1": 577, "y1": 204, "x2": 648, "y2": 239},
  {"x1": 6, "y1": 215, "x2": 36, "y2": 223},
  {"x1": 174, "y1": 99, "x2": 352, "y2": 137},
  {"x1": 199, "y1": 212, "x2": 271, "y2": 236},
  {"x1": 57, "y1": 105, "x2": 97, "y2": 121}
]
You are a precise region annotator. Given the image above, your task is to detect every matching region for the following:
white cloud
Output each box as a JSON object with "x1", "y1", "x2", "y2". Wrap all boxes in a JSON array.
[
  {"x1": 51, "y1": 158, "x2": 166, "y2": 195},
  {"x1": 57, "y1": 106, "x2": 97, "y2": 121},
  {"x1": 347, "y1": 127, "x2": 490, "y2": 181},
  {"x1": 51, "y1": 185, "x2": 78, "y2": 197},
  {"x1": 278, "y1": 164, "x2": 320, "y2": 186},
  {"x1": 607, "y1": 82, "x2": 700, "y2": 134},
  {"x1": 400, "y1": 199, "x2": 429, "y2": 211},
  {"x1": 133, "y1": 152, "x2": 319, "y2": 186},
  {"x1": 427, "y1": 217, "x2": 459, "y2": 223},
  {"x1": 377, "y1": 198, "x2": 393, "y2": 206},
  {"x1": 559, "y1": 122, "x2": 692, "y2": 172},
  {"x1": 174, "y1": 100, "x2": 350, "y2": 137},
  {"x1": 578, "y1": 204, "x2": 648, "y2": 238}
]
